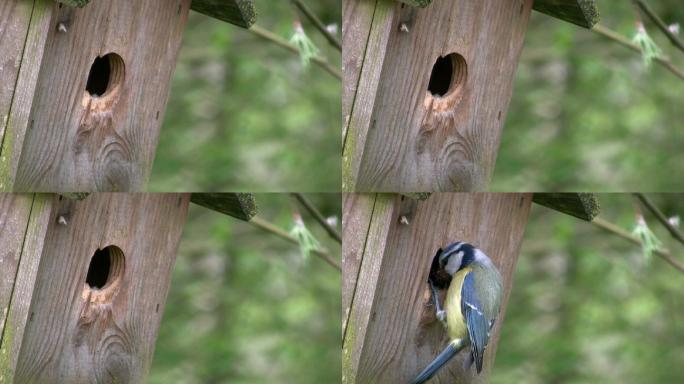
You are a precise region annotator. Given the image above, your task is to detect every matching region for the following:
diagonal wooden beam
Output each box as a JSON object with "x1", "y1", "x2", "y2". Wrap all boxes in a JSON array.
[
  {"x1": 190, "y1": 193, "x2": 257, "y2": 221},
  {"x1": 533, "y1": 0, "x2": 599, "y2": 29},
  {"x1": 191, "y1": 0, "x2": 257, "y2": 28},
  {"x1": 533, "y1": 193, "x2": 600, "y2": 221}
]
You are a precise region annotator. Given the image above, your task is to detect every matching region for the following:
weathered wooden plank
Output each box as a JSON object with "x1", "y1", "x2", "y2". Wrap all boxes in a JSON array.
[
  {"x1": 342, "y1": 0, "x2": 377, "y2": 141},
  {"x1": 191, "y1": 0, "x2": 256, "y2": 29},
  {"x1": 10, "y1": 193, "x2": 189, "y2": 383},
  {"x1": 533, "y1": 0, "x2": 599, "y2": 29},
  {"x1": 345, "y1": 0, "x2": 533, "y2": 192},
  {"x1": 0, "y1": 194, "x2": 34, "y2": 339},
  {"x1": 394, "y1": 0, "x2": 599, "y2": 29},
  {"x1": 342, "y1": 0, "x2": 397, "y2": 192},
  {"x1": 190, "y1": 193, "x2": 257, "y2": 221},
  {"x1": 343, "y1": 193, "x2": 533, "y2": 383},
  {"x1": 55, "y1": 0, "x2": 255, "y2": 28},
  {"x1": 533, "y1": 193, "x2": 600, "y2": 221},
  {"x1": 0, "y1": 0, "x2": 54, "y2": 192},
  {"x1": 7, "y1": 0, "x2": 190, "y2": 192},
  {"x1": 341, "y1": 193, "x2": 376, "y2": 337},
  {"x1": 0, "y1": 1, "x2": 33, "y2": 154},
  {"x1": 0, "y1": 194, "x2": 54, "y2": 381},
  {"x1": 342, "y1": 193, "x2": 396, "y2": 384}
]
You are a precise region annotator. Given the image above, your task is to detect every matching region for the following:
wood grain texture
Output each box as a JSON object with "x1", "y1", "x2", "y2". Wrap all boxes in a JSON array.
[
  {"x1": 343, "y1": 0, "x2": 533, "y2": 192},
  {"x1": 0, "y1": 0, "x2": 54, "y2": 192},
  {"x1": 0, "y1": 194, "x2": 54, "y2": 381},
  {"x1": 0, "y1": 1, "x2": 33, "y2": 152},
  {"x1": 342, "y1": 193, "x2": 396, "y2": 384},
  {"x1": 13, "y1": 193, "x2": 189, "y2": 383},
  {"x1": 0, "y1": 194, "x2": 33, "y2": 339},
  {"x1": 190, "y1": 193, "x2": 257, "y2": 221},
  {"x1": 533, "y1": 0, "x2": 599, "y2": 29},
  {"x1": 342, "y1": 0, "x2": 376, "y2": 141},
  {"x1": 533, "y1": 193, "x2": 600, "y2": 221},
  {"x1": 9, "y1": 0, "x2": 190, "y2": 192},
  {"x1": 342, "y1": 0, "x2": 396, "y2": 192},
  {"x1": 341, "y1": 193, "x2": 376, "y2": 336},
  {"x1": 191, "y1": 0, "x2": 256, "y2": 28},
  {"x1": 343, "y1": 193, "x2": 533, "y2": 383},
  {"x1": 393, "y1": 0, "x2": 599, "y2": 28}
]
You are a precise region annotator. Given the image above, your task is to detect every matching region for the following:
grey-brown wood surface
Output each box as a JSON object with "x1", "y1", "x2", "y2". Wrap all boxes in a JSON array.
[
  {"x1": 343, "y1": 0, "x2": 533, "y2": 192},
  {"x1": 396, "y1": 0, "x2": 599, "y2": 28},
  {"x1": 0, "y1": 0, "x2": 54, "y2": 192},
  {"x1": 0, "y1": 195, "x2": 34, "y2": 339},
  {"x1": 3, "y1": 194, "x2": 190, "y2": 383},
  {"x1": 343, "y1": 193, "x2": 532, "y2": 383},
  {"x1": 2, "y1": 0, "x2": 190, "y2": 192},
  {"x1": 0, "y1": 194, "x2": 54, "y2": 381}
]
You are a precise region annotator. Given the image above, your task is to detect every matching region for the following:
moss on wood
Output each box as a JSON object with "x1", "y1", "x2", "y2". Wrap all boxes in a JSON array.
[
  {"x1": 533, "y1": 193, "x2": 600, "y2": 221},
  {"x1": 56, "y1": 0, "x2": 91, "y2": 7},
  {"x1": 191, "y1": 0, "x2": 256, "y2": 29},
  {"x1": 191, "y1": 193, "x2": 257, "y2": 221},
  {"x1": 533, "y1": 0, "x2": 599, "y2": 29},
  {"x1": 396, "y1": 0, "x2": 432, "y2": 7}
]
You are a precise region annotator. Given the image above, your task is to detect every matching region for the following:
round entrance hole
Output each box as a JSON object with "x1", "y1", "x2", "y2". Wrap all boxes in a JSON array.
[
  {"x1": 85, "y1": 53, "x2": 125, "y2": 98},
  {"x1": 86, "y1": 245, "x2": 125, "y2": 291},
  {"x1": 427, "y1": 53, "x2": 467, "y2": 99}
]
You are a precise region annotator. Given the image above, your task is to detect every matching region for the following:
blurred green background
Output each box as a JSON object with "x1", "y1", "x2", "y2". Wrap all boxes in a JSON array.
[
  {"x1": 149, "y1": 194, "x2": 340, "y2": 383},
  {"x1": 148, "y1": 0, "x2": 340, "y2": 192},
  {"x1": 492, "y1": 1, "x2": 684, "y2": 191},
  {"x1": 493, "y1": 193, "x2": 684, "y2": 383}
]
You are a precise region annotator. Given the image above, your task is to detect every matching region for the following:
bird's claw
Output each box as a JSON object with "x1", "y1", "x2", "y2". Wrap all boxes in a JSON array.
[{"x1": 436, "y1": 310, "x2": 447, "y2": 323}]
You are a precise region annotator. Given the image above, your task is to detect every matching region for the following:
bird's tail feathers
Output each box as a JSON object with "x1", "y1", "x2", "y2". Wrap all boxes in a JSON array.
[{"x1": 411, "y1": 341, "x2": 465, "y2": 384}]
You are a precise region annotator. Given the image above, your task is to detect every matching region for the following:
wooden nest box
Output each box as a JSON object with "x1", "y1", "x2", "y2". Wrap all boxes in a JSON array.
[
  {"x1": 0, "y1": 193, "x2": 256, "y2": 382},
  {"x1": 0, "y1": 0, "x2": 256, "y2": 192},
  {"x1": 342, "y1": 0, "x2": 599, "y2": 192}
]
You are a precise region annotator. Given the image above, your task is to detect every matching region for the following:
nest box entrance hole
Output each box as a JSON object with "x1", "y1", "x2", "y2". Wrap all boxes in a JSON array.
[
  {"x1": 86, "y1": 245, "x2": 125, "y2": 293},
  {"x1": 86, "y1": 53, "x2": 125, "y2": 98},
  {"x1": 427, "y1": 53, "x2": 467, "y2": 102}
]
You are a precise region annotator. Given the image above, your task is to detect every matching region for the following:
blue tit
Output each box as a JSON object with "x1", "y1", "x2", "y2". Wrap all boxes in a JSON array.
[{"x1": 411, "y1": 241, "x2": 503, "y2": 384}]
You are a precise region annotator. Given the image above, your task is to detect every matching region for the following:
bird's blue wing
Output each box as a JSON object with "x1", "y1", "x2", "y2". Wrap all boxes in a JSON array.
[{"x1": 461, "y1": 272, "x2": 489, "y2": 373}]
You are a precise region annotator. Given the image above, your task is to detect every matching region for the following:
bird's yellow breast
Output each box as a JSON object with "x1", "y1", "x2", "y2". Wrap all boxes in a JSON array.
[{"x1": 444, "y1": 266, "x2": 471, "y2": 341}]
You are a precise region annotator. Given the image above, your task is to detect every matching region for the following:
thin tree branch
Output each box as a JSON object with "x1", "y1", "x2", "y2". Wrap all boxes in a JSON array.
[
  {"x1": 591, "y1": 217, "x2": 684, "y2": 274},
  {"x1": 292, "y1": 193, "x2": 342, "y2": 244},
  {"x1": 634, "y1": 0, "x2": 684, "y2": 56},
  {"x1": 249, "y1": 216, "x2": 341, "y2": 271},
  {"x1": 248, "y1": 25, "x2": 342, "y2": 81},
  {"x1": 592, "y1": 24, "x2": 684, "y2": 81},
  {"x1": 634, "y1": 193, "x2": 684, "y2": 247},
  {"x1": 291, "y1": 0, "x2": 341, "y2": 52}
]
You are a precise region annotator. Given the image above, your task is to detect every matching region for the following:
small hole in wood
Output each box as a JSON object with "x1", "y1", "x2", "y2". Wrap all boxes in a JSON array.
[
  {"x1": 86, "y1": 53, "x2": 125, "y2": 98},
  {"x1": 428, "y1": 53, "x2": 466, "y2": 98},
  {"x1": 86, "y1": 245, "x2": 125, "y2": 290}
]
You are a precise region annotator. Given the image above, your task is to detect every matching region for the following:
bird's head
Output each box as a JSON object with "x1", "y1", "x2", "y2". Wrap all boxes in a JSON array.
[{"x1": 438, "y1": 241, "x2": 477, "y2": 276}]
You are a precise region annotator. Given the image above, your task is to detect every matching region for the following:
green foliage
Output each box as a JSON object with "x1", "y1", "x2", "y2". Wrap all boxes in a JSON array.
[
  {"x1": 493, "y1": 194, "x2": 684, "y2": 383},
  {"x1": 631, "y1": 24, "x2": 662, "y2": 69},
  {"x1": 148, "y1": 0, "x2": 340, "y2": 192},
  {"x1": 289, "y1": 214, "x2": 321, "y2": 260},
  {"x1": 631, "y1": 214, "x2": 662, "y2": 261},
  {"x1": 289, "y1": 22, "x2": 320, "y2": 68},
  {"x1": 492, "y1": 1, "x2": 684, "y2": 191},
  {"x1": 149, "y1": 194, "x2": 340, "y2": 383}
]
